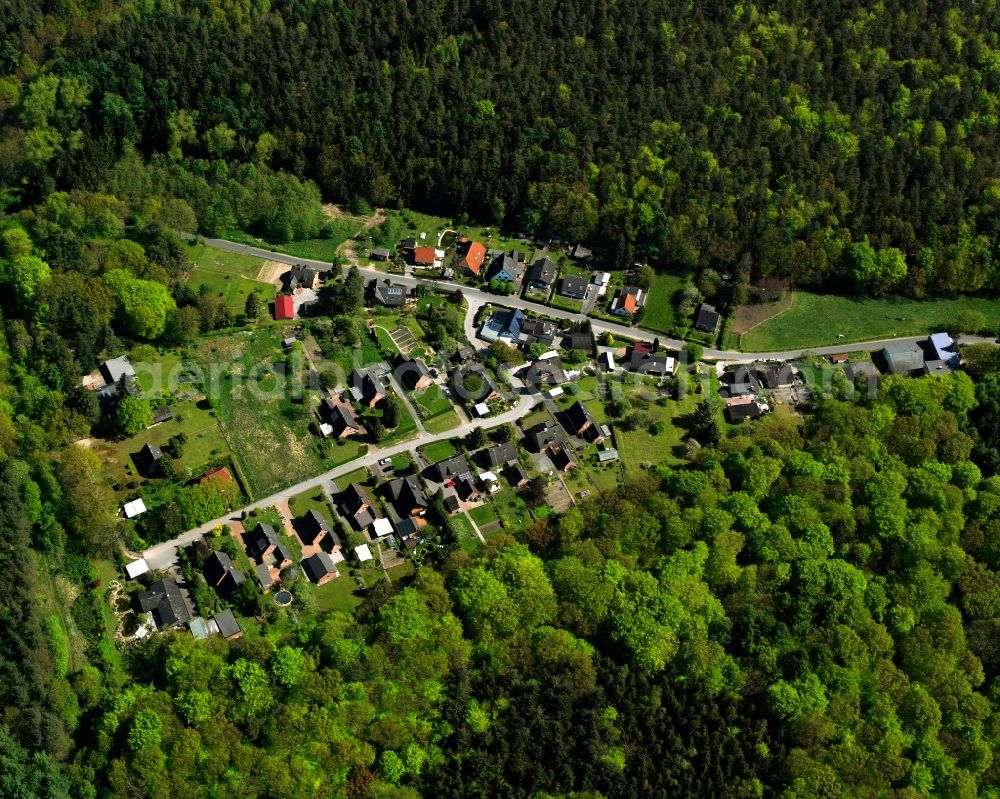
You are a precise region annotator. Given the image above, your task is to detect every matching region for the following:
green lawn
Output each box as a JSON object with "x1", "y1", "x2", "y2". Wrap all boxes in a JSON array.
[
  {"x1": 184, "y1": 242, "x2": 271, "y2": 310},
  {"x1": 639, "y1": 271, "x2": 687, "y2": 334},
  {"x1": 225, "y1": 216, "x2": 367, "y2": 262},
  {"x1": 373, "y1": 326, "x2": 399, "y2": 354},
  {"x1": 313, "y1": 575, "x2": 365, "y2": 613},
  {"x1": 413, "y1": 384, "x2": 454, "y2": 418},
  {"x1": 550, "y1": 293, "x2": 584, "y2": 313},
  {"x1": 492, "y1": 488, "x2": 531, "y2": 529},
  {"x1": 741, "y1": 291, "x2": 1000, "y2": 351},
  {"x1": 338, "y1": 466, "x2": 371, "y2": 488},
  {"x1": 202, "y1": 330, "x2": 329, "y2": 495},
  {"x1": 469, "y1": 504, "x2": 499, "y2": 528},
  {"x1": 519, "y1": 408, "x2": 553, "y2": 430},
  {"x1": 419, "y1": 439, "x2": 458, "y2": 463},
  {"x1": 615, "y1": 388, "x2": 703, "y2": 473},
  {"x1": 451, "y1": 513, "x2": 480, "y2": 555},
  {"x1": 424, "y1": 410, "x2": 461, "y2": 434},
  {"x1": 289, "y1": 487, "x2": 336, "y2": 520}
]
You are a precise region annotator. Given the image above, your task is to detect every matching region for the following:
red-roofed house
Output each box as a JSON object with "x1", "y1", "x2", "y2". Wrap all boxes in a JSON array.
[
  {"x1": 275, "y1": 295, "x2": 294, "y2": 320},
  {"x1": 412, "y1": 246, "x2": 436, "y2": 266},
  {"x1": 462, "y1": 241, "x2": 487, "y2": 276},
  {"x1": 610, "y1": 286, "x2": 643, "y2": 318}
]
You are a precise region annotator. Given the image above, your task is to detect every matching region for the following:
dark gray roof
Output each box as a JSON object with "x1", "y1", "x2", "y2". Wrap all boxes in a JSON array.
[
  {"x1": 529, "y1": 420, "x2": 564, "y2": 450},
  {"x1": 388, "y1": 474, "x2": 427, "y2": 512},
  {"x1": 301, "y1": 509, "x2": 333, "y2": 543},
  {"x1": 560, "y1": 275, "x2": 589, "y2": 296},
  {"x1": 526, "y1": 356, "x2": 567, "y2": 385},
  {"x1": 272, "y1": 543, "x2": 292, "y2": 565},
  {"x1": 694, "y1": 303, "x2": 721, "y2": 332},
  {"x1": 246, "y1": 523, "x2": 279, "y2": 559},
  {"x1": 565, "y1": 332, "x2": 592, "y2": 351},
  {"x1": 727, "y1": 401, "x2": 764, "y2": 421},
  {"x1": 220, "y1": 567, "x2": 247, "y2": 592},
  {"x1": 374, "y1": 282, "x2": 407, "y2": 305},
  {"x1": 152, "y1": 406, "x2": 173, "y2": 424},
  {"x1": 844, "y1": 361, "x2": 878, "y2": 383},
  {"x1": 487, "y1": 440, "x2": 518, "y2": 468},
  {"x1": 435, "y1": 454, "x2": 471, "y2": 482},
  {"x1": 302, "y1": 551, "x2": 338, "y2": 582},
  {"x1": 204, "y1": 550, "x2": 234, "y2": 585},
  {"x1": 566, "y1": 400, "x2": 597, "y2": 433},
  {"x1": 214, "y1": 609, "x2": 242, "y2": 638},
  {"x1": 487, "y1": 252, "x2": 524, "y2": 283},
  {"x1": 137, "y1": 579, "x2": 191, "y2": 628},
  {"x1": 343, "y1": 483, "x2": 378, "y2": 529},
  {"x1": 882, "y1": 342, "x2": 925, "y2": 375},
  {"x1": 285, "y1": 267, "x2": 317, "y2": 290},
  {"x1": 528, "y1": 257, "x2": 557, "y2": 286},
  {"x1": 136, "y1": 443, "x2": 163, "y2": 474},
  {"x1": 255, "y1": 562, "x2": 274, "y2": 588}
]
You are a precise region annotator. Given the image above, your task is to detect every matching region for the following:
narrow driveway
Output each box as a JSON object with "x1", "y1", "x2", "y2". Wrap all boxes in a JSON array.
[{"x1": 384, "y1": 369, "x2": 426, "y2": 436}]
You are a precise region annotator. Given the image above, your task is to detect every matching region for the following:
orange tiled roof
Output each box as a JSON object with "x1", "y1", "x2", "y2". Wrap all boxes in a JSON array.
[
  {"x1": 413, "y1": 246, "x2": 436, "y2": 265},
  {"x1": 463, "y1": 241, "x2": 487, "y2": 274}
]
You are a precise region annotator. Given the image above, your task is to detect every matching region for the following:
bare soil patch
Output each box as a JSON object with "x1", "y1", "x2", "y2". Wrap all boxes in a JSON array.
[
  {"x1": 731, "y1": 292, "x2": 793, "y2": 335},
  {"x1": 256, "y1": 260, "x2": 288, "y2": 285}
]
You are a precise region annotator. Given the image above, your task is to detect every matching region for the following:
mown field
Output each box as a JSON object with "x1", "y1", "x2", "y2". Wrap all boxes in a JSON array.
[
  {"x1": 741, "y1": 291, "x2": 1000, "y2": 351},
  {"x1": 639, "y1": 271, "x2": 687, "y2": 333}
]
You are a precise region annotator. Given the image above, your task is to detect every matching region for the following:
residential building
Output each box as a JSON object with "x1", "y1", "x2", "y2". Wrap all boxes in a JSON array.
[
  {"x1": 844, "y1": 361, "x2": 879, "y2": 385},
  {"x1": 433, "y1": 454, "x2": 472, "y2": 484},
  {"x1": 694, "y1": 303, "x2": 721, "y2": 333},
  {"x1": 481, "y1": 308, "x2": 526, "y2": 342},
  {"x1": 396, "y1": 356, "x2": 433, "y2": 390},
  {"x1": 450, "y1": 365, "x2": 501, "y2": 403},
  {"x1": 610, "y1": 286, "x2": 644, "y2": 317},
  {"x1": 272, "y1": 543, "x2": 293, "y2": 569},
  {"x1": 245, "y1": 523, "x2": 279, "y2": 561},
  {"x1": 628, "y1": 344, "x2": 674, "y2": 377},
  {"x1": 136, "y1": 578, "x2": 191, "y2": 629},
  {"x1": 564, "y1": 332, "x2": 593, "y2": 352},
  {"x1": 412, "y1": 246, "x2": 436, "y2": 266},
  {"x1": 349, "y1": 368, "x2": 387, "y2": 407},
  {"x1": 598, "y1": 448, "x2": 619, "y2": 463},
  {"x1": 505, "y1": 463, "x2": 529, "y2": 487},
  {"x1": 486, "y1": 441, "x2": 518, "y2": 469},
  {"x1": 343, "y1": 483, "x2": 379, "y2": 530},
  {"x1": 300, "y1": 509, "x2": 339, "y2": 551},
  {"x1": 525, "y1": 354, "x2": 567, "y2": 386},
  {"x1": 519, "y1": 318, "x2": 557, "y2": 346},
  {"x1": 370, "y1": 517, "x2": 395, "y2": 542},
  {"x1": 726, "y1": 399, "x2": 765, "y2": 423},
  {"x1": 572, "y1": 243, "x2": 592, "y2": 261},
  {"x1": 600, "y1": 351, "x2": 616, "y2": 371},
  {"x1": 566, "y1": 400, "x2": 602, "y2": 442},
  {"x1": 136, "y1": 443, "x2": 163, "y2": 476},
  {"x1": 371, "y1": 247, "x2": 391, "y2": 261},
  {"x1": 321, "y1": 398, "x2": 365, "y2": 438},
  {"x1": 461, "y1": 241, "x2": 487, "y2": 276},
  {"x1": 274, "y1": 294, "x2": 294, "y2": 320},
  {"x1": 373, "y1": 281, "x2": 407, "y2": 306},
  {"x1": 925, "y1": 332, "x2": 959, "y2": 372},
  {"x1": 99, "y1": 356, "x2": 136, "y2": 388},
  {"x1": 388, "y1": 474, "x2": 427, "y2": 517},
  {"x1": 284, "y1": 267, "x2": 318, "y2": 291},
  {"x1": 151, "y1": 405, "x2": 173, "y2": 425},
  {"x1": 529, "y1": 420, "x2": 564, "y2": 451},
  {"x1": 301, "y1": 551, "x2": 339, "y2": 585},
  {"x1": 214, "y1": 609, "x2": 243, "y2": 640},
  {"x1": 527, "y1": 257, "x2": 557, "y2": 290},
  {"x1": 487, "y1": 251, "x2": 524, "y2": 284},
  {"x1": 395, "y1": 516, "x2": 427, "y2": 539},
  {"x1": 560, "y1": 275, "x2": 589, "y2": 299},
  {"x1": 882, "y1": 342, "x2": 925, "y2": 376}
]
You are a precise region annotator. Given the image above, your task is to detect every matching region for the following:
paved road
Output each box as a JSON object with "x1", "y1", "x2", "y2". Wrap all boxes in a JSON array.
[{"x1": 142, "y1": 372, "x2": 538, "y2": 570}]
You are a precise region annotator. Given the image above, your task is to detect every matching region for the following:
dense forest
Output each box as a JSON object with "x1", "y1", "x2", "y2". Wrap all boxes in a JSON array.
[{"x1": 2, "y1": 0, "x2": 1000, "y2": 293}]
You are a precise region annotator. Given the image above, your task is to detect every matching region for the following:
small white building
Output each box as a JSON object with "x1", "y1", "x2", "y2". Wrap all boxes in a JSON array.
[
  {"x1": 125, "y1": 559, "x2": 149, "y2": 580},
  {"x1": 474, "y1": 402, "x2": 490, "y2": 417},
  {"x1": 319, "y1": 422, "x2": 334, "y2": 438},
  {"x1": 123, "y1": 498, "x2": 147, "y2": 519},
  {"x1": 546, "y1": 386, "x2": 564, "y2": 398},
  {"x1": 355, "y1": 544, "x2": 374, "y2": 563},
  {"x1": 370, "y1": 518, "x2": 394, "y2": 540}
]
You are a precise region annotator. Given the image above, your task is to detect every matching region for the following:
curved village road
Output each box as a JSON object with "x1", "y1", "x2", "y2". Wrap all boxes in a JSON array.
[
  {"x1": 187, "y1": 235, "x2": 997, "y2": 360},
  {"x1": 141, "y1": 373, "x2": 538, "y2": 570}
]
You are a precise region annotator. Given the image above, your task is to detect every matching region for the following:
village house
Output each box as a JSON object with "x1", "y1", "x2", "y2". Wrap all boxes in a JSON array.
[
  {"x1": 342, "y1": 483, "x2": 379, "y2": 530},
  {"x1": 694, "y1": 303, "x2": 721, "y2": 333},
  {"x1": 301, "y1": 551, "x2": 339, "y2": 585},
  {"x1": 320, "y1": 397, "x2": 366, "y2": 438},
  {"x1": 527, "y1": 257, "x2": 558, "y2": 290},
  {"x1": 373, "y1": 281, "x2": 407, "y2": 307},
  {"x1": 299, "y1": 509, "x2": 341, "y2": 554},
  {"x1": 486, "y1": 250, "x2": 524, "y2": 284},
  {"x1": 396, "y1": 356, "x2": 433, "y2": 390},
  {"x1": 349, "y1": 368, "x2": 387, "y2": 407},
  {"x1": 135, "y1": 443, "x2": 163, "y2": 477},
  {"x1": 387, "y1": 474, "x2": 427, "y2": 517},
  {"x1": 610, "y1": 286, "x2": 644, "y2": 317},
  {"x1": 461, "y1": 241, "x2": 487, "y2": 276},
  {"x1": 560, "y1": 275, "x2": 589, "y2": 300},
  {"x1": 214, "y1": 609, "x2": 243, "y2": 640},
  {"x1": 566, "y1": 400, "x2": 604, "y2": 443},
  {"x1": 136, "y1": 578, "x2": 191, "y2": 630},
  {"x1": 283, "y1": 267, "x2": 319, "y2": 291}
]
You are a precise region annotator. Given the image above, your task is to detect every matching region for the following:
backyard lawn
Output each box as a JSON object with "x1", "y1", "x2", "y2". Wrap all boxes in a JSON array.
[
  {"x1": 741, "y1": 291, "x2": 1000, "y2": 351},
  {"x1": 413, "y1": 384, "x2": 454, "y2": 418},
  {"x1": 639, "y1": 271, "x2": 687, "y2": 334},
  {"x1": 469, "y1": 503, "x2": 499, "y2": 528},
  {"x1": 550, "y1": 294, "x2": 584, "y2": 313},
  {"x1": 450, "y1": 513, "x2": 480, "y2": 555},
  {"x1": 313, "y1": 575, "x2": 365, "y2": 613},
  {"x1": 289, "y1": 487, "x2": 336, "y2": 520}
]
